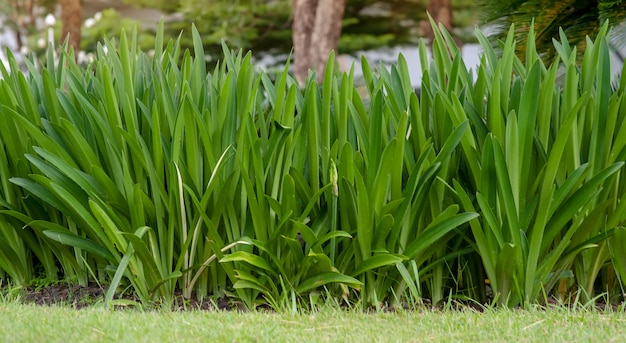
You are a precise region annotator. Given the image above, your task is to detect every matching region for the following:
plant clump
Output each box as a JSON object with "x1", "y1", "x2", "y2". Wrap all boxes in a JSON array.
[{"x1": 1, "y1": 19, "x2": 626, "y2": 311}]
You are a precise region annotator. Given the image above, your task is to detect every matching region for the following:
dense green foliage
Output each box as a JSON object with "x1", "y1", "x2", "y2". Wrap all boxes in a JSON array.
[
  {"x1": 166, "y1": 0, "x2": 430, "y2": 56},
  {"x1": 1, "y1": 20, "x2": 626, "y2": 310},
  {"x1": 165, "y1": 0, "x2": 480, "y2": 57},
  {"x1": 8, "y1": 0, "x2": 481, "y2": 67}
]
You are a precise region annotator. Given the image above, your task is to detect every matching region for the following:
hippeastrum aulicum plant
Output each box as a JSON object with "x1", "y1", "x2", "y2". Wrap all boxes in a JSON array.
[
  {"x1": 0, "y1": 22, "x2": 366, "y2": 309},
  {"x1": 423, "y1": 19, "x2": 626, "y2": 307},
  {"x1": 1, "y1": 15, "x2": 626, "y2": 311},
  {"x1": 0, "y1": 18, "x2": 480, "y2": 309}
]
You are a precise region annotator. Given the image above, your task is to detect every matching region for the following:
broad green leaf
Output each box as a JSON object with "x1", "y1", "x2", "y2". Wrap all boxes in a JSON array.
[
  {"x1": 352, "y1": 254, "x2": 406, "y2": 277},
  {"x1": 296, "y1": 272, "x2": 362, "y2": 294},
  {"x1": 403, "y1": 211, "x2": 479, "y2": 259},
  {"x1": 42, "y1": 229, "x2": 115, "y2": 261},
  {"x1": 220, "y1": 251, "x2": 276, "y2": 276}
]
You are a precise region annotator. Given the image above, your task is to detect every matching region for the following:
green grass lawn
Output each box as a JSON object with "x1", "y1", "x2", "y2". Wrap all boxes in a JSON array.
[{"x1": 1, "y1": 303, "x2": 625, "y2": 342}]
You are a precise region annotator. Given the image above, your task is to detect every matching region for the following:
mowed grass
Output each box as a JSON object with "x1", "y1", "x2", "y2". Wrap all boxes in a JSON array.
[{"x1": 1, "y1": 303, "x2": 625, "y2": 342}]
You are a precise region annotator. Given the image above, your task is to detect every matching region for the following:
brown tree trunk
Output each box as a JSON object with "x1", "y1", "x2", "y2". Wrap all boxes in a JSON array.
[
  {"x1": 58, "y1": 0, "x2": 82, "y2": 56},
  {"x1": 293, "y1": 0, "x2": 345, "y2": 86},
  {"x1": 421, "y1": 0, "x2": 455, "y2": 44},
  {"x1": 293, "y1": 0, "x2": 318, "y2": 85},
  {"x1": 25, "y1": 0, "x2": 35, "y2": 26},
  {"x1": 10, "y1": 0, "x2": 24, "y2": 50}
]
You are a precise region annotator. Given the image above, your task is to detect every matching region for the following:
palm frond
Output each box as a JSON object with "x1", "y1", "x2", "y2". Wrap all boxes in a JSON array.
[{"x1": 479, "y1": 0, "x2": 626, "y2": 62}]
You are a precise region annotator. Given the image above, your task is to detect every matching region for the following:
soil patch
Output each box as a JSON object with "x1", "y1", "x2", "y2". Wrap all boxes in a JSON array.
[
  {"x1": 22, "y1": 283, "x2": 106, "y2": 309},
  {"x1": 17, "y1": 283, "x2": 232, "y2": 311}
]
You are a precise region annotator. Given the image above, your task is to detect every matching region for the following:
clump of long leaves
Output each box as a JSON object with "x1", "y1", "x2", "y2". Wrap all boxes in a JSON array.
[
  {"x1": 0, "y1": 19, "x2": 625, "y2": 310},
  {"x1": 422, "y1": 20, "x2": 626, "y2": 307},
  {"x1": 0, "y1": 21, "x2": 477, "y2": 309}
]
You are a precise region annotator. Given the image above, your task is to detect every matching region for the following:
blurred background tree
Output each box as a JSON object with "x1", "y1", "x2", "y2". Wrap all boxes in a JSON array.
[
  {"x1": 421, "y1": 0, "x2": 455, "y2": 44},
  {"x1": 0, "y1": 0, "x2": 479, "y2": 64},
  {"x1": 58, "y1": 0, "x2": 81, "y2": 54},
  {"x1": 0, "y1": 0, "x2": 55, "y2": 51},
  {"x1": 4, "y1": 0, "x2": 626, "y2": 78},
  {"x1": 5, "y1": 0, "x2": 626, "y2": 67},
  {"x1": 291, "y1": 0, "x2": 457, "y2": 85},
  {"x1": 293, "y1": 0, "x2": 346, "y2": 84}
]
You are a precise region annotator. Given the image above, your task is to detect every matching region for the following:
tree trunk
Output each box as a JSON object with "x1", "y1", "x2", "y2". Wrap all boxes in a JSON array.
[
  {"x1": 25, "y1": 0, "x2": 35, "y2": 26},
  {"x1": 58, "y1": 0, "x2": 82, "y2": 56},
  {"x1": 292, "y1": 0, "x2": 345, "y2": 85},
  {"x1": 421, "y1": 0, "x2": 455, "y2": 44}
]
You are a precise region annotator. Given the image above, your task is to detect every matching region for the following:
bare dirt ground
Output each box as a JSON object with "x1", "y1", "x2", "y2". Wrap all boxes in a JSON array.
[{"x1": 19, "y1": 283, "x2": 232, "y2": 311}]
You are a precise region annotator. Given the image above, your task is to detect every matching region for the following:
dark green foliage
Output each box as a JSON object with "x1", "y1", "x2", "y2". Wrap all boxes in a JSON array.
[{"x1": 478, "y1": 0, "x2": 626, "y2": 62}]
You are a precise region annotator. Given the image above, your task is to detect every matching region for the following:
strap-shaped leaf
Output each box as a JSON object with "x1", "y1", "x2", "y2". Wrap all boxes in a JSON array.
[
  {"x1": 352, "y1": 253, "x2": 406, "y2": 277},
  {"x1": 220, "y1": 251, "x2": 276, "y2": 276},
  {"x1": 41, "y1": 229, "x2": 114, "y2": 261},
  {"x1": 296, "y1": 272, "x2": 362, "y2": 294},
  {"x1": 404, "y1": 211, "x2": 479, "y2": 259}
]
